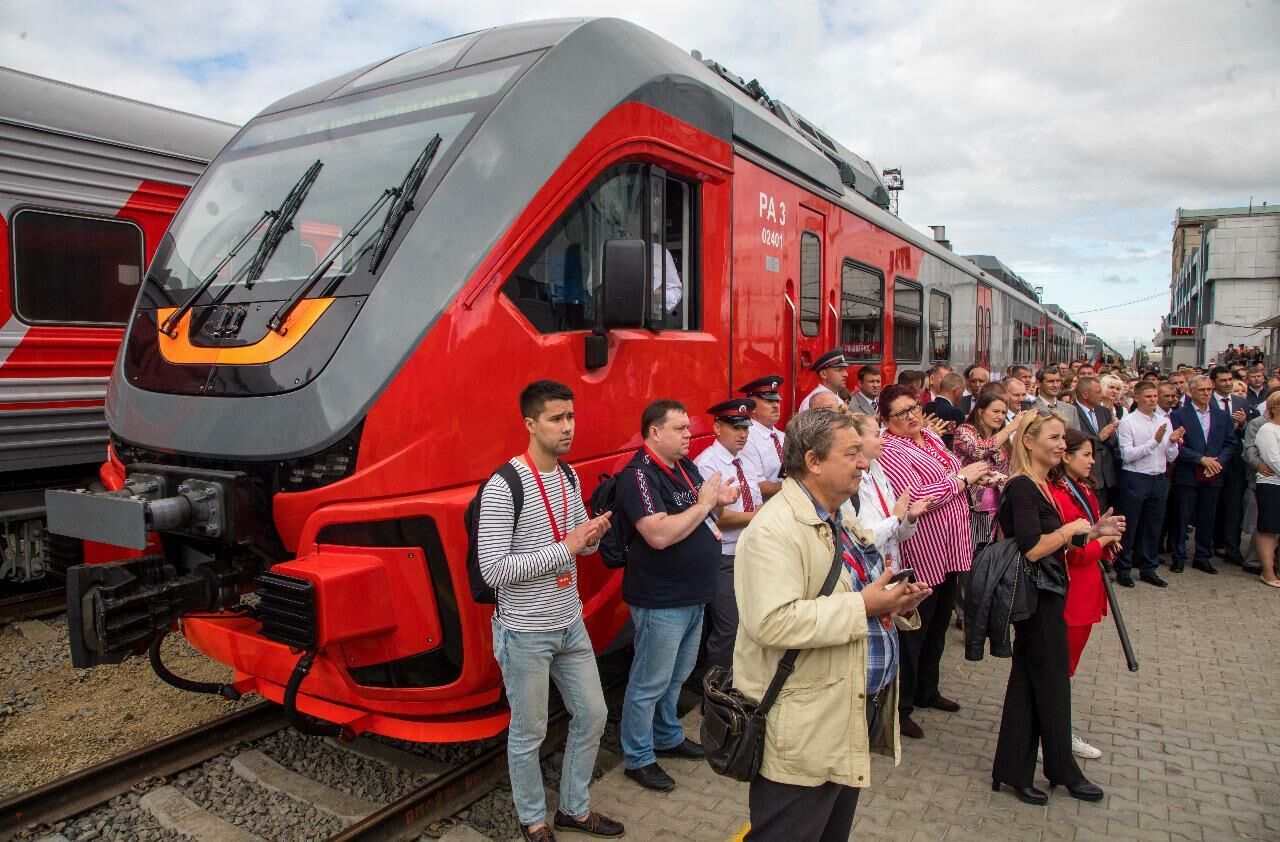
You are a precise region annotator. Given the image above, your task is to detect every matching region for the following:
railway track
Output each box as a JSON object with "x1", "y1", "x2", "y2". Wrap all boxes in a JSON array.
[
  {"x1": 1, "y1": 666, "x2": 631, "y2": 842},
  {"x1": 0, "y1": 588, "x2": 64, "y2": 627}
]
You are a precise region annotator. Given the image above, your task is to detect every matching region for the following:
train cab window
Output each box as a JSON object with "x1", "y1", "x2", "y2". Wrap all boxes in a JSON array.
[
  {"x1": 893, "y1": 278, "x2": 922, "y2": 362},
  {"x1": 839, "y1": 260, "x2": 882, "y2": 360},
  {"x1": 504, "y1": 163, "x2": 699, "y2": 333},
  {"x1": 929, "y1": 289, "x2": 951, "y2": 361},
  {"x1": 799, "y1": 232, "x2": 820, "y2": 337},
  {"x1": 12, "y1": 210, "x2": 143, "y2": 325}
]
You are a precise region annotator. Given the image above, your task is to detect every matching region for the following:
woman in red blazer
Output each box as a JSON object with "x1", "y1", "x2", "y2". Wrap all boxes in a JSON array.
[{"x1": 1050, "y1": 428, "x2": 1121, "y2": 762}]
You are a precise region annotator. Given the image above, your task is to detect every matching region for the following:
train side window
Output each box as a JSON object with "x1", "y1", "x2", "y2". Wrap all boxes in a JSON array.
[
  {"x1": 12, "y1": 210, "x2": 143, "y2": 325},
  {"x1": 929, "y1": 289, "x2": 951, "y2": 362},
  {"x1": 799, "y1": 232, "x2": 820, "y2": 337},
  {"x1": 504, "y1": 163, "x2": 699, "y2": 334},
  {"x1": 840, "y1": 260, "x2": 883, "y2": 360},
  {"x1": 893, "y1": 278, "x2": 922, "y2": 362}
]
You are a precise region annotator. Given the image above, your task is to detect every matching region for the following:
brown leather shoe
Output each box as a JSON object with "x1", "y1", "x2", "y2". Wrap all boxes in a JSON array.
[
  {"x1": 925, "y1": 695, "x2": 961, "y2": 712},
  {"x1": 554, "y1": 810, "x2": 625, "y2": 838},
  {"x1": 899, "y1": 713, "x2": 924, "y2": 738},
  {"x1": 521, "y1": 822, "x2": 557, "y2": 841}
]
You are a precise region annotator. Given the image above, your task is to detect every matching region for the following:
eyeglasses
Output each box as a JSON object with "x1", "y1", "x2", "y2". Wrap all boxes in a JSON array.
[{"x1": 888, "y1": 404, "x2": 922, "y2": 421}]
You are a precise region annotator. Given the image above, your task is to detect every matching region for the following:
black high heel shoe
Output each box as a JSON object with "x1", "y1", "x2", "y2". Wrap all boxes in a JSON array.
[
  {"x1": 1051, "y1": 779, "x2": 1104, "y2": 802},
  {"x1": 992, "y1": 779, "x2": 1048, "y2": 806}
]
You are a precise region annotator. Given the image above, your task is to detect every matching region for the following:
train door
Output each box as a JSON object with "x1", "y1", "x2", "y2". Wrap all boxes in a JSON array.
[
  {"x1": 794, "y1": 207, "x2": 828, "y2": 402},
  {"x1": 976, "y1": 283, "x2": 993, "y2": 368}
]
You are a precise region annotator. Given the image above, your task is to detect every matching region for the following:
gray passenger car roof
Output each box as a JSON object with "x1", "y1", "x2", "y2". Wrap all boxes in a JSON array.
[
  {"x1": 107, "y1": 18, "x2": 1059, "y2": 460},
  {"x1": 0, "y1": 66, "x2": 237, "y2": 162}
]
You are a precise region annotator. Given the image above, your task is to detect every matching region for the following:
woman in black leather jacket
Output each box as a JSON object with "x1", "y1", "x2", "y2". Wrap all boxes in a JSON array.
[{"x1": 990, "y1": 410, "x2": 1123, "y2": 807}]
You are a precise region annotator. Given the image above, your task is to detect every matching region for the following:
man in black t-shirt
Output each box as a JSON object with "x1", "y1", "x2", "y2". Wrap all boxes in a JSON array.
[{"x1": 615, "y1": 399, "x2": 738, "y2": 793}]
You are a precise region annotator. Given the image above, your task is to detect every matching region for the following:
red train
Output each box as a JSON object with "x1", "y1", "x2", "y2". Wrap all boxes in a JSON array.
[
  {"x1": 49, "y1": 19, "x2": 1082, "y2": 741},
  {"x1": 0, "y1": 68, "x2": 234, "y2": 584}
]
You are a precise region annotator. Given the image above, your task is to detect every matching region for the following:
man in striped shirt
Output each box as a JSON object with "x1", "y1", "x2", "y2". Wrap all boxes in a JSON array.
[{"x1": 477, "y1": 380, "x2": 621, "y2": 842}]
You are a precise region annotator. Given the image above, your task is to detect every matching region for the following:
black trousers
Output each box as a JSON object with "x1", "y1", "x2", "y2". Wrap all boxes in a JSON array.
[
  {"x1": 1174, "y1": 483, "x2": 1223, "y2": 564},
  {"x1": 1214, "y1": 461, "x2": 1247, "y2": 563},
  {"x1": 898, "y1": 572, "x2": 958, "y2": 716},
  {"x1": 1116, "y1": 471, "x2": 1167, "y2": 577},
  {"x1": 704, "y1": 554, "x2": 738, "y2": 670},
  {"x1": 992, "y1": 590, "x2": 1083, "y2": 788},
  {"x1": 746, "y1": 776, "x2": 860, "y2": 841}
]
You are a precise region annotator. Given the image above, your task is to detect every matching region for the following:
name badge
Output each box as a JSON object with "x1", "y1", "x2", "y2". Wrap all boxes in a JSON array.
[
  {"x1": 705, "y1": 517, "x2": 722, "y2": 541},
  {"x1": 556, "y1": 570, "x2": 574, "y2": 589}
]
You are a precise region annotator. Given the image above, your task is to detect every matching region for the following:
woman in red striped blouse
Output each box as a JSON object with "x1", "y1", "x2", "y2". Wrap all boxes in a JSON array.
[{"x1": 877, "y1": 385, "x2": 993, "y2": 739}]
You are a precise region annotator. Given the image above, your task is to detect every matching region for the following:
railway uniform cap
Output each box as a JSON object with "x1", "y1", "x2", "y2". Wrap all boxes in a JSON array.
[
  {"x1": 811, "y1": 350, "x2": 848, "y2": 373},
  {"x1": 739, "y1": 375, "x2": 784, "y2": 401},
  {"x1": 708, "y1": 398, "x2": 755, "y2": 428}
]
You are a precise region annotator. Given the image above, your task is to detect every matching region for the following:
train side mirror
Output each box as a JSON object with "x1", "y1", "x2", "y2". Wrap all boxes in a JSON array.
[{"x1": 601, "y1": 238, "x2": 646, "y2": 330}]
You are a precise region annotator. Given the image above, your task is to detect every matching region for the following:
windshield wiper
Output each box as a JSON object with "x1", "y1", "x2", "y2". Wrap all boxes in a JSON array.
[
  {"x1": 266, "y1": 135, "x2": 441, "y2": 334},
  {"x1": 266, "y1": 188, "x2": 400, "y2": 334},
  {"x1": 159, "y1": 209, "x2": 275, "y2": 337},
  {"x1": 159, "y1": 159, "x2": 324, "y2": 338},
  {"x1": 368, "y1": 134, "x2": 441, "y2": 273},
  {"x1": 244, "y1": 158, "x2": 324, "y2": 287}
]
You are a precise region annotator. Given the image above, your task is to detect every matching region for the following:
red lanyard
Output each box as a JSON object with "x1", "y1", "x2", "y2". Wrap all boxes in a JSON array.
[
  {"x1": 869, "y1": 473, "x2": 890, "y2": 517},
  {"x1": 643, "y1": 445, "x2": 697, "y2": 494},
  {"x1": 525, "y1": 452, "x2": 568, "y2": 542}
]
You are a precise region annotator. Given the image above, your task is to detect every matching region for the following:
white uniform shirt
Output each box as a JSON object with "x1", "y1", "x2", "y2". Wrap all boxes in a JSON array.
[
  {"x1": 799, "y1": 383, "x2": 834, "y2": 411},
  {"x1": 1254, "y1": 423, "x2": 1280, "y2": 487},
  {"x1": 693, "y1": 439, "x2": 763, "y2": 555},
  {"x1": 853, "y1": 459, "x2": 918, "y2": 570},
  {"x1": 1117, "y1": 409, "x2": 1179, "y2": 475},
  {"x1": 741, "y1": 418, "x2": 785, "y2": 484}
]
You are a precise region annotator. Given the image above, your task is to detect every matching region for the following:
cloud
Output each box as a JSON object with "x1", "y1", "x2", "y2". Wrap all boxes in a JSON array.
[{"x1": 4, "y1": 0, "x2": 1278, "y2": 352}]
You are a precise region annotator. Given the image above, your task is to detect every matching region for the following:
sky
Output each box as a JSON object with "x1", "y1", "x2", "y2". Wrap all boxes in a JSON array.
[{"x1": 5, "y1": 0, "x2": 1279, "y2": 354}]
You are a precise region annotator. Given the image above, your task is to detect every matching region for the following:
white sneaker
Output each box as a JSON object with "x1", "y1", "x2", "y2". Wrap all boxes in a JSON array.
[{"x1": 1071, "y1": 734, "x2": 1102, "y2": 759}]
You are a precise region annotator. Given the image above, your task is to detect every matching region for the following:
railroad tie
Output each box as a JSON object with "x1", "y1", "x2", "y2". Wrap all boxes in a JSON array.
[
  {"x1": 323, "y1": 736, "x2": 451, "y2": 777},
  {"x1": 230, "y1": 749, "x2": 383, "y2": 824},
  {"x1": 139, "y1": 785, "x2": 266, "y2": 842}
]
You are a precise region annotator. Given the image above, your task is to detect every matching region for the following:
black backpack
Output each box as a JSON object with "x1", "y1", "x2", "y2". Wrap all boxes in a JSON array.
[
  {"x1": 464, "y1": 459, "x2": 577, "y2": 604},
  {"x1": 589, "y1": 468, "x2": 632, "y2": 569}
]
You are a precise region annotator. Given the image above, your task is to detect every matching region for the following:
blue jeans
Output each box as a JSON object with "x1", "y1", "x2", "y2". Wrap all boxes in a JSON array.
[
  {"x1": 621, "y1": 604, "x2": 703, "y2": 769},
  {"x1": 492, "y1": 617, "x2": 607, "y2": 826}
]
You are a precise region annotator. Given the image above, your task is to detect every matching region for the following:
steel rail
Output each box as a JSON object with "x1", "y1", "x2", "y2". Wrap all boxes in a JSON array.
[
  {"x1": 0, "y1": 588, "x2": 64, "y2": 626},
  {"x1": 0, "y1": 702, "x2": 286, "y2": 840}
]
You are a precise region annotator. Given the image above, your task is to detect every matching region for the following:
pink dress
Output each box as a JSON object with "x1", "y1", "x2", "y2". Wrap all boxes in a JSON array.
[
  {"x1": 878, "y1": 429, "x2": 973, "y2": 587},
  {"x1": 952, "y1": 423, "x2": 1011, "y2": 514}
]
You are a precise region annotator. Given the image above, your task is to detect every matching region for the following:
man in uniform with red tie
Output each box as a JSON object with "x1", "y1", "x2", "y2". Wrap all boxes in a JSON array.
[
  {"x1": 694, "y1": 399, "x2": 764, "y2": 670},
  {"x1": 739, "y1": 375, "x2": 786, "y2": 499}
]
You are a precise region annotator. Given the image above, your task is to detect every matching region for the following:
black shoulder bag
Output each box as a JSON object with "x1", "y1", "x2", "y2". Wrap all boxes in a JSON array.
[{"x1": 700, "y1": 534, "x2": 845, "y2": 782}]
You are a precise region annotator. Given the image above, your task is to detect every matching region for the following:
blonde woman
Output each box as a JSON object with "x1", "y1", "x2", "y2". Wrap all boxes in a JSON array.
[
  {"x1": 1099, "y1": 374, "x2": 1126, "y2": 419},
  {"x1": 990, "y1": 411, "x2": 1123, "y2": 807},
  {"x1": 845, "y1": 413, "x2": 930, "y2": 570}
]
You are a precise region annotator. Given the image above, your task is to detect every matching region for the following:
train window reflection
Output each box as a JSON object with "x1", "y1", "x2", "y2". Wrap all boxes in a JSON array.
[
  {"x1": 505, "y1": 163, "x2": 699, "y2": 333},
  {"x1": 929, "y1": 289, "x2": 951, "y2": 362},
  {"x1": 894, "y1": 278, "x2": 922, "y2": 362},
  {"x1": 799, "y1": 233, "x2": 821, "y2": 338},
  {"x1": 840, "y1": 260, "x2": 882, "y2": 360},
  {"x1": 13, "y1": 210, "x2": 143, "y2": 325}
]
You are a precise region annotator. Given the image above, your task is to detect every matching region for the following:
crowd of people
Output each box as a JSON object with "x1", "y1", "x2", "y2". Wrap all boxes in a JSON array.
[{"x1": 472, "y1": 350, "x2": 1280, "y2": 841}]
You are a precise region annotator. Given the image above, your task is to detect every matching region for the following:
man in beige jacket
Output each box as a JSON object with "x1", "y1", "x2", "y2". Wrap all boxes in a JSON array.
[{"x1": 734, "y1": 408, "x2": 931, "y2": 840}]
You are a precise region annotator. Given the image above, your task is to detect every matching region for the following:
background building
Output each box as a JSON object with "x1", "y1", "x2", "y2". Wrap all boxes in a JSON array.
[{"x1": 1155, "y1": 203, "x2": 1280, "y2": 368}]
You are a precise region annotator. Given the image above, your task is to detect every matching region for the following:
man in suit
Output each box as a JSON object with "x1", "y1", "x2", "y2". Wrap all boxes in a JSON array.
[
  {"x1": 848, "y1": 365, "x2": 882, "y2": 415},
  {"x1": 1034, "y1": 368, "x2": 1079, "y2": 431},
  {"x1": 1074, "y1": 377, "x2": 1120, "y2": 510},
  {"x1": 1169, "y1": 375, "x2": 1237, "y2": 574},
  {"x1": 1245, "y1": 364, "x2": 1268, "y2": 410},
  {"x1": 921, "y1": 362, "x2": 952, "y2": 405},
  {"x1": 959, "y1": 365, "x2": 989, "y2": 415},
  {"x1": 1208, "y1": 365, "x2": 1254, "y2": 566},
  {"x1": 924, "y1": 372, "x2": 966, "y2": 448}
]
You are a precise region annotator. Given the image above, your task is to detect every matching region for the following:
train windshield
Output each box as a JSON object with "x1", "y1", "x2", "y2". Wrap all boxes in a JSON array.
[{"x1": 144, "y1": 59, "x2": 524, "y2": 305}]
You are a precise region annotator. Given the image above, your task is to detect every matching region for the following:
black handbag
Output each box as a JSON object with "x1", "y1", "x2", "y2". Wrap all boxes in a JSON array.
[{"x1": 700, "y1": 537, "x2": 845, "y2": 782}]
